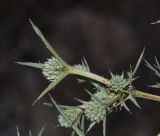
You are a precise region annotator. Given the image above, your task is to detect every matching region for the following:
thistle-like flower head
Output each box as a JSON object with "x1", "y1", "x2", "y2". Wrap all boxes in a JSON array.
[
  {"x1": 42, "y1": 57, "x2": 64, "y2": 82},
  {"x1": 109, "y1": 73, "x2": 129, "y2": 92},
  {"x1": 84, "y1": 101, "x2": 106, "y2": 123}
]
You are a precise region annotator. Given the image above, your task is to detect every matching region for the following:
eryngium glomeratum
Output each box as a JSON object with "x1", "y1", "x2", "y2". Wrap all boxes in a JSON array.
[{"x1": 42, "y1": 57, "x2": 64, "y2": 82}]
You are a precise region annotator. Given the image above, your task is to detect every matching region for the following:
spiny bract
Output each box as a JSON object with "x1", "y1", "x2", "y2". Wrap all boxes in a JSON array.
[
  {"x1": 42, "y1": 57, "x2": 64, "y2": 82},
  {"x1": 74, "y1": 64, "x2": 89, "y2": 72}
]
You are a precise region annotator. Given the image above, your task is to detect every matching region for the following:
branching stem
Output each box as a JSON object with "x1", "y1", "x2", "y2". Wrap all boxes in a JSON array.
[
  {"x1": 132, "y1": 90, "x2": 160, "y2": 102},
  {"x1": 67, "y1": 66, "x2": 110, "y2": 86},
  {"x1": 66, "y1": 66, "x2": 160, "y2": 102}
]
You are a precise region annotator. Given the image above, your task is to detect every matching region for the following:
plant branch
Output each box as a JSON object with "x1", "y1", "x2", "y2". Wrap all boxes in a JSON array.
[
  {"x1": 67, "y1": 66, "x2": 160, "y2": 103},
  {"x1": 67, "y1": 66, "x2": 110, "y2": 86},
  {"x1": 132, "y1": 89, "x2": 160, "y2": 102}
]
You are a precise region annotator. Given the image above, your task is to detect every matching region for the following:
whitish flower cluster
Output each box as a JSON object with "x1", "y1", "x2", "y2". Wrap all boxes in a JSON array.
[
  {"x1": 42, "y1": 57, "x2": 64, "y2": 82},
  {"x1": 79, "y1": 87, "x2": 112, "y2": 123},
  {"x1": 58, "y1": 87, "x2": 112, "y2": 126},
  {"x1": 84, "y1": 100, "x2": 106, "y2": 123},
  {"x1": 109, "y1": 73, "x2": 130, "y2": 92}
]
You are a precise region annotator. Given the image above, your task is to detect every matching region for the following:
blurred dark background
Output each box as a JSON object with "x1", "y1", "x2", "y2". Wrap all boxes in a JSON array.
[{"x1": 0, "y1": 0, "x2": 160, "y2": 136}]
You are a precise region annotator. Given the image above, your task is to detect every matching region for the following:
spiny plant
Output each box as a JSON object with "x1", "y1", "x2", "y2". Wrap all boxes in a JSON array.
[{"x1": 16, "y1": 20, "x2": 160, "y2": 136}]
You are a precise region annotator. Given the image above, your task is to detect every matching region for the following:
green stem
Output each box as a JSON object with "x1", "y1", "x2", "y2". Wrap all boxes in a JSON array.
[
  {"x1": 132, "y1": 89, "x2": 160, "y2": 102},
  {"x1": 67, "y1": 67, "x2": 110, "y2": 86},
  {"x1": 107, "y1": 94, "x2": 121, "y2": 105}
]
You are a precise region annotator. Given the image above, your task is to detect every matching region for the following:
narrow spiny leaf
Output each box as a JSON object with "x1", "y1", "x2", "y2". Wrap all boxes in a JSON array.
[
  {"x1": 71, "y1": 131, "x2": 75, "y2": 136},
  {"x1": 29, "y1": 130, "x2": 32, "y2": 136},
  {"x1": 75, "y1": 98, "x2": 87, "y2": 104},
  {"x1": 128, "y1": 94, "x2": 141, "y2": 109},
  {"x1": 144, "y1": 59, "x2": 158, "y2": 74},
  {"x1": 43, "y1": 102, "x2": 53, "y2": 107},
  {"x1": 37, "y1": 124, "x2": 46, "y2": 136},
  {"x1": 29, "y1": 19, "x2": 68, "y2": 66},
  {"x1": 33, "y1": 74, "x2": 67, "y2": 105},
  {"x1": 150, "y1": 83, "x2": 160, "y2": 88},
  {"x1": 15, "y1": 62, "x2": 43, "y2": 69},
  {"x1": 82, "y1": 57, "x2": 90, "y2": 72},
  {"x1": 150, "y1": 20, "x2": 160, "y2": 24},
  {"x1": 86, "y1": 122, "x2": 96, "y2": 134},
  {"x1": 85, "y1": 89, "x2": 94, "y2": 97},
  {"x1": 80, "y1": 115, "x2": 85, "y2": 133},
  {"x1": 16, "y1": 127, "x2": 20, "y2": 136},
  {"x1": 121, "y1": 102, "x2": 131, "y2": 114},
  {"x1": 103, "y1": 116, "x2": 107, "y2": 136},
  {"x1": 155, "y1": 57, "x2": 160, "y2": 69},
  {"x1": 132, "y1": 48, "x2": 145, "y2": 76}
]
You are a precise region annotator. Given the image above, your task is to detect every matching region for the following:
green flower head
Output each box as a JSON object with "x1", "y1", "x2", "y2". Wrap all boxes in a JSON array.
[
  {"x1": 84, "y1": 101, "x2": 106, "y2": 123},
  {"x1": 109, "y1": 73, "x2": 129, "y2": 92},
  {"x1": 42, "y1": 57, "x2": 64, "y2": 82}
]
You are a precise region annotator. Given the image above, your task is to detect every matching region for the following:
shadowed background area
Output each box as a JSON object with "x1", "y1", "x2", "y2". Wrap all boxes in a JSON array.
[{"x1": 0, "y1": 0, "x2": 160, "y2": 136}]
